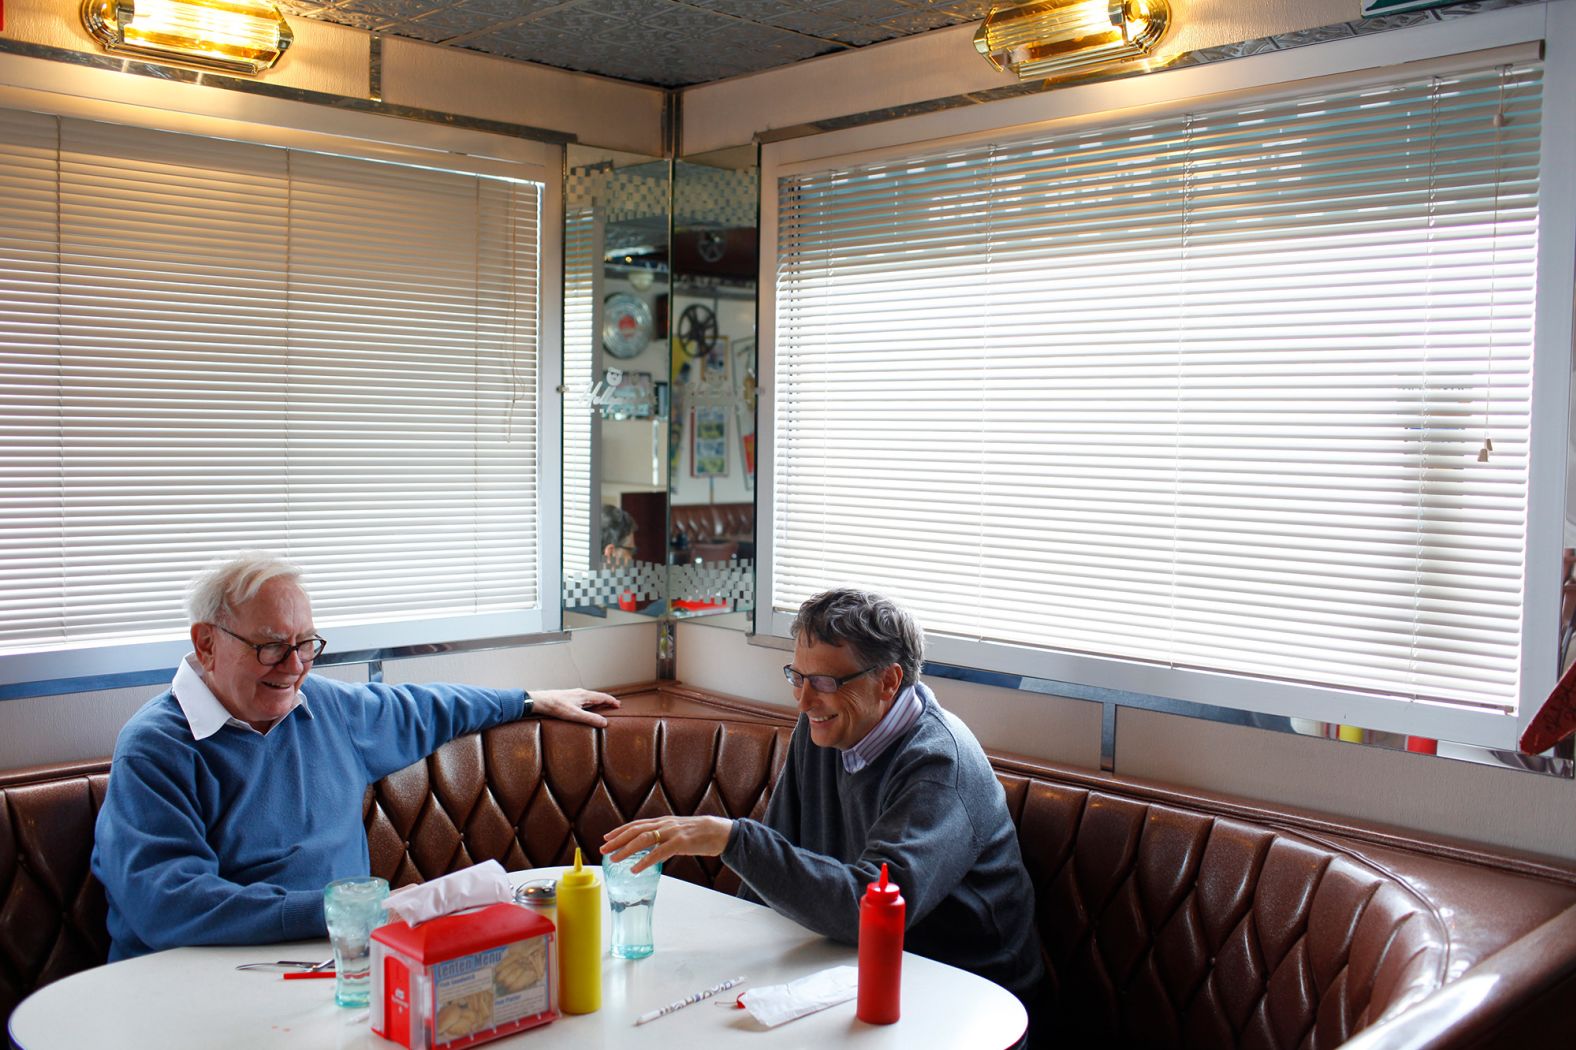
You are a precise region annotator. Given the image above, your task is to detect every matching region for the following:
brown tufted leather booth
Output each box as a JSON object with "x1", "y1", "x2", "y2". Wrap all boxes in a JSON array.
[
  {"x1": 0, "y1": 761, "x2": 111, "y2": 1038},
  {"x1": 363, "y1": 708, "x2": 791, "y2": 896},
  {"x1": 5, "y1": 685, "x2": 1576, "y2": 1049},
  {"x1": 669, "y1": 502, "x2": 753, "y2": 563}
]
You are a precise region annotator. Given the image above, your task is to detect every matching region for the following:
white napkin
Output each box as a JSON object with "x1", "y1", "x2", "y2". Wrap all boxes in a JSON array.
[
  {"x1": 382, "y1": 859, "x2": 514, "y2": 926},
  {"x1": 739, "y1": 965, "x2": 858, "y2": 1028}
]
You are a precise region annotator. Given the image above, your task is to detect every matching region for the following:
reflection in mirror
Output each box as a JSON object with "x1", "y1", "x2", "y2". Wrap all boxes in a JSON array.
[
  {"x1": 666, "y1": 155, "x2": 759, "y2": 626},
  {"x1": 562, "y1": 147, "x2": 671, "y2": 627}
]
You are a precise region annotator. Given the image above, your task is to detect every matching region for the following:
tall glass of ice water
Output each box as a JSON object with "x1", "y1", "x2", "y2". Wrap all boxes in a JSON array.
[
  {"x1": 602, "y1": 849, "x2": 663, "y2": 959},
  {"x1": 323, "y1": 876, "x2": 389, "y2": 1007}
]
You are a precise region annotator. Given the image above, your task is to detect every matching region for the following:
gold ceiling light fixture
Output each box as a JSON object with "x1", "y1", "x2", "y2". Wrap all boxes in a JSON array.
[
  {"x1": 81, "y1": 0, "x2": 295, "y2": 75},
  {"x1": 975, "y1": 0, "x2": 1172, "y2": 82}
]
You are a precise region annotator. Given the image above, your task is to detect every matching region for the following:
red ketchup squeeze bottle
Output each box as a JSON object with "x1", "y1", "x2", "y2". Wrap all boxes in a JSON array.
[{"x1": 857, "y1": 862, "x2": 905, "y2": 1024}]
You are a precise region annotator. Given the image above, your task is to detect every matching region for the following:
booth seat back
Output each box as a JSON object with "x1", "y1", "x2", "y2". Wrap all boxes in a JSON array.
[
  {"x1": 5, "y1": 707, "x2": 1571, "y2": 1050},
  {"x1": 365, "y1": 716, "x2": 792, "y2": 896},
  {"x1": 372, "y1": 717, "x2": 1450, "y2": 1049},
  {"x1": 0, "y1": 763, "x2": 111, "y2": 1029},
  {"x1": 999, "y1": 774, "x2": 1447, "y2": 1050},
  {"x1": 669, "y1": 503, "x2": 753, "y2": 545}
]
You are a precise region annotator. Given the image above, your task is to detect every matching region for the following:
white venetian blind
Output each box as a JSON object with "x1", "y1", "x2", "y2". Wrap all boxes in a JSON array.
[
  {"x1": 772, "y1": 61, "x2": 1541, "y2": 712},
  {"x1": 0, "y1": 109, "x2": 544, "y2": 661}
]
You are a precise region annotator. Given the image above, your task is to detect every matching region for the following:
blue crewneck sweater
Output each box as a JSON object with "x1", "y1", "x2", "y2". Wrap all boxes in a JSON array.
[{"x1": 92, "y1": 674, "x2": 524, "y2": 960}]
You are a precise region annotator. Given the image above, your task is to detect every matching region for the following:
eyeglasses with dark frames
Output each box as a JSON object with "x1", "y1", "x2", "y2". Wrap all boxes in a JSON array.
[
  {"x1": 215, "y1": 625, "x2": 327, "y2": 667},
  {"x1": 782, "y1": 663, "x2": 881, "y2": 695}
]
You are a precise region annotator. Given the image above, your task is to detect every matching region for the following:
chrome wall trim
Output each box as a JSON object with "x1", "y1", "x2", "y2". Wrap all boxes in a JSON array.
[
  {"x1": 369, "y1": 34, "x2": 384, "y2": 103},
  {"x1": 1100, "y1": 703, "x2": 1117, "y2": 773},
  {"x1": 918, "y1": 660, "x2": 1575, "y2": 779},
  {"x1": 0, "y1": 631, "x2": 572, "y2": 702},
  {"x1": 0, "y1": 37, "x2": 575, "y2": 145},
  {"x1": 754, "y1": 0, "x2": 1545, "y2": 145}
]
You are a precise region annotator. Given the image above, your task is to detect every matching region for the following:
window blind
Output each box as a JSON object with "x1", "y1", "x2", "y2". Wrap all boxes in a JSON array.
[
  {"x1": 771, "y1": 61, "x2": 1541, "y2": 713},
  {"x1": 0, "y1": 108, "x2": 545, "y2": 664}
]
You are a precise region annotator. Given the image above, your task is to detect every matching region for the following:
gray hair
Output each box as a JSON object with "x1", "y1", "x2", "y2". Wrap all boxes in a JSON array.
[
  {"x1": 185, "y1": 551, "x2": 304, "y2": 626},
  {"x1": 791, "y1": 588, "x2": 925, "y2": 691},
  {"x1": 601, "y1": 504, "x2": 636, "y2": 550}
]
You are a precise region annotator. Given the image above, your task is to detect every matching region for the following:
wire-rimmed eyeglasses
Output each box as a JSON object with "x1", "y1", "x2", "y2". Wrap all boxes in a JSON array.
[
  {"x1": 782, "y1": 664, "x2": 879, "y2": 694},
  {"x1": 215, "y1": 624, "x2": 327, "y2": 667}
]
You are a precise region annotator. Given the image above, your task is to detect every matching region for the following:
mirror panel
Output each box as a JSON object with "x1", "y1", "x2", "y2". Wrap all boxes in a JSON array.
[
  {"x1": 560, "y1": 147, "x2": 758, "y2": 630},
  {"x1": 666, "y1": 157, "x2": 758, "y2": 624},
  {"x1": 562, "y1": 147, "x2": 671, "y2": 627}
]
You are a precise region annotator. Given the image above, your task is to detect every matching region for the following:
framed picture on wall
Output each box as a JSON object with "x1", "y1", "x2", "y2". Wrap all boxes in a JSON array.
[
  {"x1": 691, "y1": 405, "x2": 729, "y2": 477},
  {"x1": 702, "y1": 335, "x2": 731, "y2": 385}
]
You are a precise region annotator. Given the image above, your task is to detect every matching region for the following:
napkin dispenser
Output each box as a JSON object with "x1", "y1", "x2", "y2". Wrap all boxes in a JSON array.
[{"x1": 371, "y1": 902, "x2": 558, "y2": 1049}]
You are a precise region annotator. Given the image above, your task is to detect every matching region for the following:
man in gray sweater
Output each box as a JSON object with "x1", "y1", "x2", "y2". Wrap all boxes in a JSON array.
[{"x1": 602, "y1": 588, "x2": 1045, "y2": 1005}]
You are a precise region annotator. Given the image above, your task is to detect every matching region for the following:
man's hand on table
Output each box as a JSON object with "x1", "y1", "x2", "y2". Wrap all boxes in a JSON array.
[
  {"x1": 602, "y1": 816, "x2": 735, "y2": 873},
  {"x1": 528, "y1": 688, "x2": 620, "y2": 727}
]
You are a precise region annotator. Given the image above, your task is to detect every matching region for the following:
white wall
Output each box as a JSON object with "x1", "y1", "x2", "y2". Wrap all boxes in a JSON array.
[
  {"x1": 0, "y1": 625, "x2": 657, "y2": 768},
  {"x1": 1, "y1": 0, "x2": 665, "y2": 155},
  {"x1": 679, "y1": 0, "x2": 1365, "y2": 155}
]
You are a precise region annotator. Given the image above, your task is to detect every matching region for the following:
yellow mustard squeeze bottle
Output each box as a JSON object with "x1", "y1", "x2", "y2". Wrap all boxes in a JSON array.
[{"x1": 556, "y1": 847, "x2": 602, "y2": 1014}]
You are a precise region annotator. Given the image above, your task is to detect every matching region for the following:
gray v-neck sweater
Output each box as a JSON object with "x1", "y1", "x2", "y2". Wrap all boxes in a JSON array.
[{"x1": 722, "y1": 685, "x2": 1044, "y2": 995}]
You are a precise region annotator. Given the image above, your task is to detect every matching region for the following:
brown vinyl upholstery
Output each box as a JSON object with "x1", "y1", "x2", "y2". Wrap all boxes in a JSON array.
[
  {"x1": 5, "y1": 687, "x2": 1575, "y2": 1049},
  {"x1": 1001, "y1": 775, "x2": 1450, "y2": 1048},
  {"x1": 669, "y1": 502, "x2": 753, "y2": 562},
  {"x1": 364, "y1": 715, "x2": 791, "y2": 896},
  {"x1": 0, "y1": 763, "x2": 111, "y2": 1031}
]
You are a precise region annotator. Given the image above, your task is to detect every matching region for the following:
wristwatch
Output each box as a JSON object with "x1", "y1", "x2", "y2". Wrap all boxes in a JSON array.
[{"x1": 522, "y1": 691, "x2": 534, "y2": 717}]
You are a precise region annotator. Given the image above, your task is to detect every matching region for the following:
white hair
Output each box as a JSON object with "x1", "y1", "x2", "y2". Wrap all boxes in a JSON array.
[{"x1": 185, "y1": 551, "x2": 304, "y2": 626}]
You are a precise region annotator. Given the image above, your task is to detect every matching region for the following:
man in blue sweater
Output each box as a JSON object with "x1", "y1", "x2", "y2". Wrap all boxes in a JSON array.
[
  {"x1": 92, "y1": 552, "x2": 618, "y2": 961},
  {"x1": 602, "y1": 588, "x2": 1045, "y2": 1011}
]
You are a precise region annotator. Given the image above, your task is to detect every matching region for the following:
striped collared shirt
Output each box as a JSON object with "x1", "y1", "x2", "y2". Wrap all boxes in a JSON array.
[{"x1": 842, "y1": 682, "x2": 924, "y2": 773}]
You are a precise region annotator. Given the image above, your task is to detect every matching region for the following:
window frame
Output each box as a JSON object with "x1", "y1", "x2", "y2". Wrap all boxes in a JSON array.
[
  {"x1": 755, "y1": 3, "x2": 1576, "y2": 751},
  {"x1": 0, "y1": 54, "x2": 566, "y2": 693}
]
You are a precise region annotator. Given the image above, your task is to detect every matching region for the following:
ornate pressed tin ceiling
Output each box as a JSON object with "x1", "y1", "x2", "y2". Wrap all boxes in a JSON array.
[{"x1": 275, "y1": 0, "x2": 996, "y2": 88}]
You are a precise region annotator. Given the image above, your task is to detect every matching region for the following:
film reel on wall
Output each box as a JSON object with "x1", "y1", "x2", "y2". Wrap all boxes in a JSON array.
[{"x1": 674, "y1": 303, "x2": 718, "y2": 360}]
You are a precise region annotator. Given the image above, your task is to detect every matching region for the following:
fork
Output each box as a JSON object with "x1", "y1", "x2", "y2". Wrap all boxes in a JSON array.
[{"x1": 235, "y1": 957, "x2": 335, "y2": 972}]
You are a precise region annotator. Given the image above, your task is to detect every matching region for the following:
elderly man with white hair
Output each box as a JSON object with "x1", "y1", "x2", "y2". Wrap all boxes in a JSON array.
[{"x1": 91, "y1": 552, "x2": 617, "y2": 961}]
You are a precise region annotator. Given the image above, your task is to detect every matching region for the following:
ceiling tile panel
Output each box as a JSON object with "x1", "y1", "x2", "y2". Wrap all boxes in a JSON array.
[
  {"x1": 766, "y1": 15, "x2": 893, "y2": 46},
  {"x1": 278, "y1": 0, "x2": 990, "y2": 86}
]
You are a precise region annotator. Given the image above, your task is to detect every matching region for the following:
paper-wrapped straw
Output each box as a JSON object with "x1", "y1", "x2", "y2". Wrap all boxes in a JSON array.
[{"x1": 634, "y1": 975, "x2": 747, "y2": 1025}]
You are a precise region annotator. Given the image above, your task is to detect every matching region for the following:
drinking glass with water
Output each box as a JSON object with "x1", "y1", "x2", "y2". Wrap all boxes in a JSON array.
[
  {"x1": 323, "y1": 876, "x2": 389, "y2": 1007},
  {"x1": 602, "y1": 849, "x2": 663, "y2": 959}
]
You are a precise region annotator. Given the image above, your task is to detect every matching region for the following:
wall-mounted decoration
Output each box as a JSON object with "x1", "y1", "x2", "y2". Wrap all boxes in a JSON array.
[
  {"x1": 596, "y1": 370, "x2": 656, "y2": 419},
  {"x1": 675, "y1": 302, "x2": 719, "y2": 360},
  {"x1": 735, "y1": 338, "x2": 757, "y2": 487},
  {"x1": 602, "y1": 292, "x2": 653, "y2": 359},
  {"x1": 702, "y1": 335, "x2": 731, "y2": 386},
  {"x1": 691, "y1": 405, "x2": 729, "y2": 477}
]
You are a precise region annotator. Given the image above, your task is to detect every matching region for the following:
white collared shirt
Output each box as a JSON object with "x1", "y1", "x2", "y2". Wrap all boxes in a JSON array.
[{"x1": 171, "y1": 653, "x2": 305, "y2": 739}]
